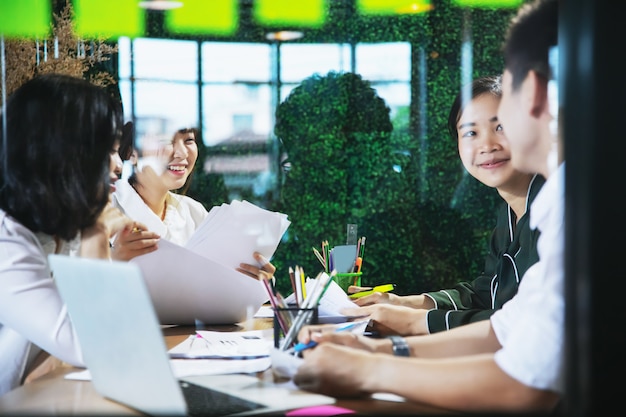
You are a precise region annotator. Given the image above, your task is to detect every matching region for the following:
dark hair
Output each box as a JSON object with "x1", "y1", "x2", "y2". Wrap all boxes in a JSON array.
[
  {"x1": 176, "y1": 127, "x2": 200, "y2": 196},
  {"x1": 502, "y1": 0, "x2": 558, "y2": 90},
  {"x1": 0, "y1": 73, "x2": 123, "y2": 241},
  {"x1": 447, "y1": 75, "x2": 503, "y2": 141}
]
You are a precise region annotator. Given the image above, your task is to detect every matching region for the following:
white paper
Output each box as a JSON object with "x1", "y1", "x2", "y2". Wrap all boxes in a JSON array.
[
  {"x1": 130, "y1": 200, "x2": 290, "y2": 325},
  {"x1": 170, "y1": 357, "x2": 271, "y2": 377},
  {"x1": 283, "y1": 278, "x2": 359, "y2": 317},
  {"x1": 185, "y1": 200, "x2": 290, "y2": 268},
  {"x1": 132, "y1": 239, "x2": 269, "y2": 325},
  {"x1": 168, "y1": 329, "x2": 273, "y2": 359},
  {"x1": 270, "y1": 348, "x2": 303, "y2": 379},
  {"x1": 65, "y1": 357, "x2": 271, "y2": 381}
]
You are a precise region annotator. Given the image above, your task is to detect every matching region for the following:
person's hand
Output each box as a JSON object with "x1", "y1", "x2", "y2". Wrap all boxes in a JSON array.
[
  {"x1": 294, "y1": 342, "x2": 372, "y2": 398},
  {"x1": 348, "y1": 290, "x2": 433, "y2": 310},
  {"x1": 351, "y1": 290, "x2": 400, "y2": 306},
  {"x1": 80, "y1": 201, "x2": 135, "y2": 259},
  {"x1": 296, "y1": 323, "x2": 351, "y2": 344},
  {"x1": 236, "y1": 252, "x2": 276, "y2": 280},
  {"x1": 339, "y1": 304, "x2": 430, "y2": 336},
  {"x1": 297, "y1": 326, "x2": 385, "y2": 352},
  {"x1": 110, "y1": 222, "x2": 160, "y2": 261}
]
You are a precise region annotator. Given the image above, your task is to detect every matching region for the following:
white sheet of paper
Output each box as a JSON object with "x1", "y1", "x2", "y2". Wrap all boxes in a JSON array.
[
  {"x1": 168, "y1": 329, "x2": 273, "y2": 359},
  {"x1": 129, "y1": 200, "x2": 289, "y2": 325},
  {"x1": 65, "y1": 357, "x2": 271, "y2": 381},
  {"x1": 283, "y1": 278, "x2": 358, "y2": 317},
  {"x1": 131, "y1": 239, "x2": 268, "y2": 325},
  {"x1": 185, "y1": 200, "x2": 290, "y2": 268}
]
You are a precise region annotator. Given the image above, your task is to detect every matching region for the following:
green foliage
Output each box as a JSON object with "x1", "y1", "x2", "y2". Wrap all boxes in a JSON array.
[
  {"x1": 268, "y1": 5, "x2": 512, "y2": 296},
  {"x1": 184, "y1": 140, "x2": 230, "y2": 210}
]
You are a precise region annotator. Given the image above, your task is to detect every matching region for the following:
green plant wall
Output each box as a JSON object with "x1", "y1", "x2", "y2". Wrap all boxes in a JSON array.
[{"x1": 267, "y1": 1, "x2": 519, "y2": 296}]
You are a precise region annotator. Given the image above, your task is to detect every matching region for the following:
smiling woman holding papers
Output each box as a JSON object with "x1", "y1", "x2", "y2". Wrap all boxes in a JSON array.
[{"x1": 110, "y1": 127, "x2": 206, "y2": 260}]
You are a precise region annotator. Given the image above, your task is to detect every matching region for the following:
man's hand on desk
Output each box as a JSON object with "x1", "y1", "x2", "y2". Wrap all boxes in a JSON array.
[
  {"x1": 296, "y1": 324, "x2": 385, "y2": 353},
  {"x1": 340, "y1": 304, "x2": 430, "y2": 336},
  {"x1": 347, "y1": 285, "x2": 400, "y2": 306},
  {"x1": 293, "y1": 341, "x2": 375, "y2": 398}
]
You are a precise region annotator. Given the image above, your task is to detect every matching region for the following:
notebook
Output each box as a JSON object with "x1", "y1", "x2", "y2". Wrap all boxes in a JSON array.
[{"x1": 49, "y1": 254, "x2": 335, "y2": 416}]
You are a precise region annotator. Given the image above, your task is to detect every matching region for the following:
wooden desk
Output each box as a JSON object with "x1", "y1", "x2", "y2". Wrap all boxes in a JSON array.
[{"x1": 0, "y1": 318, "x2": 449, "y2": 415}]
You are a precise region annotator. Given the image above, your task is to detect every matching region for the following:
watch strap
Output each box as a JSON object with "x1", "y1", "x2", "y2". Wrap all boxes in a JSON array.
[{"x1": 388, "y1": 335, "x2": 410, "y2": 357}]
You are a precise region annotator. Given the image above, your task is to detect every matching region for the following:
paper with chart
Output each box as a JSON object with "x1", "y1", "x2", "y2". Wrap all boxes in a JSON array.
[{"x1": 168, "y1": 329, "x2": 273, "y2": 359}]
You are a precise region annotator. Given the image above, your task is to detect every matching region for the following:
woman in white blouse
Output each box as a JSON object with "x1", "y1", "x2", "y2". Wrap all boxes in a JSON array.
[
  {"x1": 0, "y1": 74, "x2": 136, "y2": 395},
  {"x1": 111, "y1": 127, "x2": 209, "y2": 260}
]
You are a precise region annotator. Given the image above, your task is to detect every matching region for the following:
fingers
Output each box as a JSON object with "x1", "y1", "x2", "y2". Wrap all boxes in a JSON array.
[
  {"x1": 297, "y1": 323, "x2": 336, "y2": 344},
  {"x1": 353, "y1": 292, "x2": 383, "y2": 306},
  {"x1": 110, "y1": 237, "x2": 159, "y2": 261},
  {"x1": 238, "y1": 252, "x2": 276, "y2": 281},
  {"x1": 235, "y1": 267, "x2": 257, "y2": 280},
  {"x1": 339, "y1": 307, "x2": 369, "y2": 317},
  {"x1": 347, "y1": 285, "x2": 372, "y2": 294},
  {"x1": 253, "y1": 252, "x2": 276, "y2": 274},
  {"x1": 236, "y1": 263, "x2": 263, "y2": 280},
  {"x1": 110, "y1": 224, "x2": 160, "y2": 261}
]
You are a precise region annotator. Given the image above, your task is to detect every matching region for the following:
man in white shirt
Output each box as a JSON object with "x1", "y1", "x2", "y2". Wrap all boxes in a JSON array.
[{"x1": 293, "y1": 0, "x2": 563, "y2": 412}]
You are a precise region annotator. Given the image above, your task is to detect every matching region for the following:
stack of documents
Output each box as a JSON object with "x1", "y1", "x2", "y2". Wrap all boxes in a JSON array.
[
  {"x1": 131, "y1": 200, "x2": 290, "y2": 325},
  {"x1": 185, "y1": 200, "x2": 290, "y2": 268}
]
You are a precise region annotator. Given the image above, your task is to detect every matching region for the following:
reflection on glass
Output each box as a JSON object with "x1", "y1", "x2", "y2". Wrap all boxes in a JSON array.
[
  {"x1": 202, "y1": 84, "x2": 271, "y2": 146},
  {"x1": 133, "y1": 38, "x2": 198, "y2": 81},
  {"x1": 133, "y1": 80, "x2": 198, "y2": 151},
  {"x1": 356, "y1": 42, "x2": 410, "y2": 81},
  {"x1": 280, "y1": 43, "x2": 351, "y2": 83},
  {"x1": 201, "y1": 42, "x2": 271, "y2": 82}
]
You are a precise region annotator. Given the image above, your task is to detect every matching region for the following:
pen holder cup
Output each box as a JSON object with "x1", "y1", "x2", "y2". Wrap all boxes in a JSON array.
[
  {"x1": 273, "y1": 306, "x2": 319, "y2": 349},
  {"x1": 333, "y1": 272, "x2": 362, "y2": 293}
]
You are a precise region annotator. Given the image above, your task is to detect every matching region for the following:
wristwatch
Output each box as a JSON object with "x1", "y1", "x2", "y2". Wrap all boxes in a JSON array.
[{"x1": 388, "y1": 335, "x2": 410, "y2": 357}]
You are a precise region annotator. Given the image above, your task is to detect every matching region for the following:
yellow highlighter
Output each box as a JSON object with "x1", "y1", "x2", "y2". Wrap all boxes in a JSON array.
[{"x1": 348, "y1": 283, "x2": 395, "y2": 299}]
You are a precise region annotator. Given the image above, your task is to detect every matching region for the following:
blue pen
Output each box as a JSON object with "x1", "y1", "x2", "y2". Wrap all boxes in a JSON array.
[{"x1": 292, "y1": 321, "x2": 364, "y2": 353}]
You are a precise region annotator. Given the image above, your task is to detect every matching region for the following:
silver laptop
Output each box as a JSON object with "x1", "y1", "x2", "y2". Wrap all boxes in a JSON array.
[{"x1": 49, "y1": 254, "x2": 334, "y2": 416}]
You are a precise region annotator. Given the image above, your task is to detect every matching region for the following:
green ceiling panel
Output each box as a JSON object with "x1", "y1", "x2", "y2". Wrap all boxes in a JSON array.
[
  {"x1": 254, "y1": 0, "x2": 326, "y2": 27},
  {"x1": 453, "y1": 0, "x2": 523, "y2": 8},
  {"x1": 357, "y1": 0, "x2": 433, "y2": 15},
  {"x1": 166, "y1": 0, "x2": 238, "y2": 35},
  {"x1": 0, "y1": 0, "x2": 51, "y2": 38},
  {"x1": 74, "y1": 0, "x2": 145, "y2": 39}
]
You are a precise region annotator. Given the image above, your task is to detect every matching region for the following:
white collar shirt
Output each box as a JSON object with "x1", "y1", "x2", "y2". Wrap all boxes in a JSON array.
[
  {"x1": 491, "y1": 163, "x2": 565, "y2": 393},
  {"x1": 112, "y1": 179, "x2": 209, "y2": 247}
]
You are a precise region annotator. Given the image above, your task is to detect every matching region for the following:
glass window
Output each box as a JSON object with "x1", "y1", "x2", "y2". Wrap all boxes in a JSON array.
[
  {"x1": 201, "y1": 42, "x2": 271, "y2": 82},
  {"x1": 280, "y1": 43, "x2": 351, "y2": 83},
  {"x1": 132, "y1": 80, "x2": 198, "y2": 149},
  {"x1": 113, "y1": 5, "x2": 515, "y2": 302},
  {"x1": 132, "y1": 38, "x2": 198, "y2": 82},
  {"x1": 202, "y1": 84, "x2": 272, "y2": 146},
  {"x1": 355, "y1": 42, "x2": 410, "y2": 81}
]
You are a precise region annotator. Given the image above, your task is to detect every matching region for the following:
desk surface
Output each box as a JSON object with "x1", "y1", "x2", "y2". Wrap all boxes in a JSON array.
[{"x1": 0, "y1": 318, "x2": 449, "y2": 415}]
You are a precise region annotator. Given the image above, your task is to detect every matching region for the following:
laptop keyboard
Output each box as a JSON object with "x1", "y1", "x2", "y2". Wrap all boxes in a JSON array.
[{"x1": 179, "y1": 381, "x2": 268, "y2": 417}]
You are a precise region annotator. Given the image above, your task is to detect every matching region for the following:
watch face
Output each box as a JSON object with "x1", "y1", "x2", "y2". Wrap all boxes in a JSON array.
[{"x1": 390, "y1": 336, "x2": 410, "y2": 357}]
